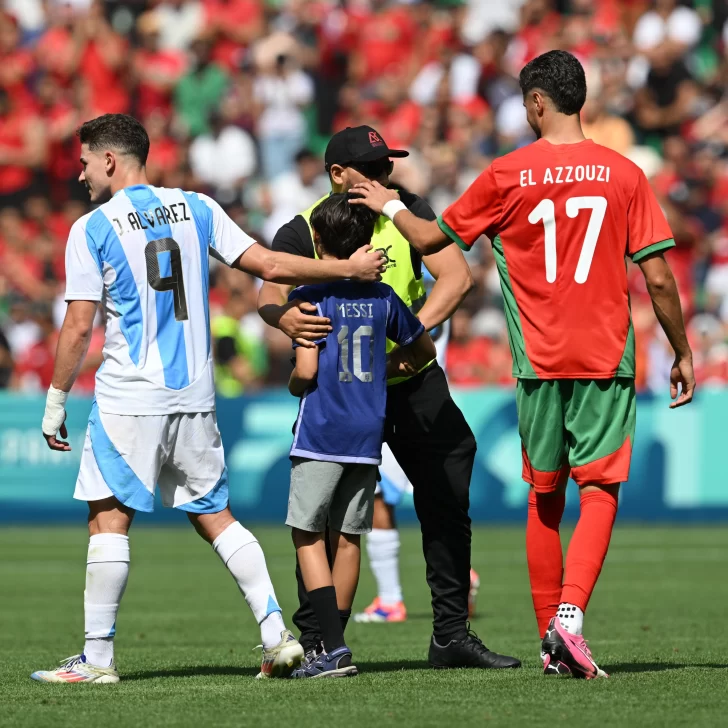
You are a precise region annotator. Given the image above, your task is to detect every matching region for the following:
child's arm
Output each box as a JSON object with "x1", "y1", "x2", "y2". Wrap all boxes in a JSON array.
[
  {"x1": 289, "y1": 345, "x2": 320, "y2": 397},
  {"x1": 386, "y1": 333, "x2": 436, "y2": 379}
]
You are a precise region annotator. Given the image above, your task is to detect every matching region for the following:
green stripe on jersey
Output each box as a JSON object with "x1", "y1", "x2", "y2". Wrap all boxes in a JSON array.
[
  {"x1": 616, "y1": 314, "x2": 636, "y2": 378},
  {"x1": 491, "y1": 234, "x2": 537, "y2": 379},
  {"x1": 437, "y1": 216, "x2": 470, "y2": 251},
  {"x1": 631, "y1": 238, "x2": 676, "y2": 263}
]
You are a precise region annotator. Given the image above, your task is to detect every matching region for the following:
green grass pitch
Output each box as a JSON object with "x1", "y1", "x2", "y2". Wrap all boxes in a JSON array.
[{"x1": 2, "y1": 525, "x2": 727, "y2": 727}]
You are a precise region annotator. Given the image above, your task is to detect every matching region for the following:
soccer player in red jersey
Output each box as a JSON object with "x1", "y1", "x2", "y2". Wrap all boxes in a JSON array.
[{"x1": 350, "y1": 50, "x2": 695, "y2": 679}]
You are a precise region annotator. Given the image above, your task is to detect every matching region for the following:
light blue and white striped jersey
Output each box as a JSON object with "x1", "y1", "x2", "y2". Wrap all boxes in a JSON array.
[{"x1": 65, "y1": 184, "x2": 255, "y2": 415}]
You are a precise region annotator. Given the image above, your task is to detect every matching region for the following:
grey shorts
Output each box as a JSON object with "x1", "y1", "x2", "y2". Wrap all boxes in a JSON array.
[{"x1": 286, "y1": 458, "x2": 378, "y2": 535}]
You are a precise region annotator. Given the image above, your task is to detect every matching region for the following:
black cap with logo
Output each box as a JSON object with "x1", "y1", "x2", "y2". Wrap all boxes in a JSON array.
[{"x1": 324, "y1": 125, "x2": 409, "y2": 169}]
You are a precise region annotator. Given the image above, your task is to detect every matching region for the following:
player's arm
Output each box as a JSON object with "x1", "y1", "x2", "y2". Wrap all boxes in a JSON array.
[
  {"x1": 256, "y1": 220, "x2": 332, "y2": 348},
  {"x1": 399, "y1": 193, "x2": 474, "y2": 330},
  {"x1": 42, "y1": 300, "x2": 98, "y2": 451},
  {"x1": 351, "y1": 168, "x2": 501, "y2": 258},
  {"x1": 235, "y1": 242, "x2": 384, "y2": 286},
  {"x1": 349, "y1": 181, "x2": 450, "y2": 254},
  {"x1": 289, "y1": 345, "x2": 320, "y2": 397},
  {"x1": 42, "y1": 219, "x2": 104, "y2": 452},
  {"x1": 629, "y1": 170, "x2": 694, "y2": 408},
  {"x1": 638, "y1": 253, "x2": 694, "y2": 408},
  {"x1": 419, "y1": 246, "x2": 474, "y2": 331},
  {"x1": 205, "y1": 191, "x2": 383, "y2": 285}
]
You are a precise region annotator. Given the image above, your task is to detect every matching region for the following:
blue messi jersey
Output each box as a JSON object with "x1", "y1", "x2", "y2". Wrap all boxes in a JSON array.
[{"x1": 289, "y1": 281, "x2": 425, "y2": 464}]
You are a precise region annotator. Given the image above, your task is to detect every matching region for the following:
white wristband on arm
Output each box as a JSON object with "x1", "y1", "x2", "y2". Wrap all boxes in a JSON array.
[
  {"x1": 42, "y1": 385, "x2": 69, "y2": 436},
  {"x1": 382, "y1": 200, "x2": 407, "y2": 222}
]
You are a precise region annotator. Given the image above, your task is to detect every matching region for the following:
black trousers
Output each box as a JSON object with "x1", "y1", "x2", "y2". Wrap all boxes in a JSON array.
[{"x1": 293, "y1": 363, "x2": 476, "y2": 647}]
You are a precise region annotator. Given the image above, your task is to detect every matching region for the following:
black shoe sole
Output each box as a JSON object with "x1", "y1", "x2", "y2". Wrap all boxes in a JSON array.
[
  {"x1": 429, "y1": 661, "x2": 521, "y2": 670},
  {"x1": 542, "y1": 641, "x2": 592, "y2": 679}
]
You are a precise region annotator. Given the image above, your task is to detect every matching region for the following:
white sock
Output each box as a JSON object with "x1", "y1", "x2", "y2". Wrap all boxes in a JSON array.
[
  {"x1": 212, "y1": 522, "x2": 286, "y2": 648},
  {"x1": 83, "y1": 533, "x2": 130, "y2": 667},
  {"x1": 557, "y1": 603, "x2": 584, "y2": 635},
  {"x1": 366, "y1": 528, "x2": 403, "y2": 605}
]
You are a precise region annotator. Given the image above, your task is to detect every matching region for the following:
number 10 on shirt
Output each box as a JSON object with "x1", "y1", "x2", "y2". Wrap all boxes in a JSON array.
[
  {"x1": 528, "y1": 196, "x2": 607, "y2": 284},
  {"x1": 338, "y1": 325, "x2": 374, "y2": 383}
]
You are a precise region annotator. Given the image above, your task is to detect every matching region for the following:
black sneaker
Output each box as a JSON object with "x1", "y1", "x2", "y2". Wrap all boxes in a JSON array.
[{"x1": 428, "y1": 627, "x2": 521, "y2": 669}]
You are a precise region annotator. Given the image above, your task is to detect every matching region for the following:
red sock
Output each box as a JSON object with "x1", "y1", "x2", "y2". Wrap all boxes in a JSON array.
[
  {"x1": 526, "y1": 489, "x2": 565, "y2": 638},
  {"x1": 561, "y1": 488, "x2": 618, "y2": 611}
]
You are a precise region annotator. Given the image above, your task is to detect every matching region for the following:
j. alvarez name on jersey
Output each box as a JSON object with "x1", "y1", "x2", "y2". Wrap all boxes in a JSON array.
[
  {"x1": 519, "y1": 165, "x2": 611, "y2": 188},
  {"x1": 110, "y1": 202, "x2": 192, "y2": 236}
]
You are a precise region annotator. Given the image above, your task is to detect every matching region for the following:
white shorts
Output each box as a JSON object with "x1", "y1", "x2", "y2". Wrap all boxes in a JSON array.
[
  {"x1": 74, "y1": 402, "x2": 228, "y2": 514},
  {"x1": 376, "y1": 443, "x2": 413, "y2": 507}
]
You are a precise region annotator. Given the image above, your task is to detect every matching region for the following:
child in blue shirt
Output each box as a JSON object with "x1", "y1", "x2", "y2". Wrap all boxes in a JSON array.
[{"x1": 286, "y1": 194, "x2": 435, "y2": 678}]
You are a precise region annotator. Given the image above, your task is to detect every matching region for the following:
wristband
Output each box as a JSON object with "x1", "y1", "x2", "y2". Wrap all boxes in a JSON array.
[
  {"x1": 42, "y1": 385, "x2": 69, "y2": 436},
  {"x1": 382, "y1": 200, "x2": 407, "y2": 221}
]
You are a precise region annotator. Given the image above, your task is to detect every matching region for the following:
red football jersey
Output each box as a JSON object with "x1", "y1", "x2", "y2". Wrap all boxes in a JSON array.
[{"x1": 438, "y1": 139, "x2": 674, "y2": 379}]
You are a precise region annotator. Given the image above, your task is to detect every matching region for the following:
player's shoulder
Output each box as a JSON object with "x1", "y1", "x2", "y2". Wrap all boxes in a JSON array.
[
  {"x1": 584, "y1": 141, "x2": 642, "y2": 170},
  {"x1": 179, "y1": 187, "x2": 212, "y2": 202},
  {"x1": 493, "y1": 145, "x2": 529, "y2": 166},
  {"x1": 69, "y1": 206, "x2": 109, "y2": 242},
  {"x1": 70, "y1": 208, "x2": 98, "y2": 232},
  {"x1": 582, "y1": 142, "x2": 648, "y2": 193}
]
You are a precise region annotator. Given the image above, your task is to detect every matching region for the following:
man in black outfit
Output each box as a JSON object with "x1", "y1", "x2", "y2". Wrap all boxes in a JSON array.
[{"x1": 257, "y1": 126, "x2": 520, "y2": 670}]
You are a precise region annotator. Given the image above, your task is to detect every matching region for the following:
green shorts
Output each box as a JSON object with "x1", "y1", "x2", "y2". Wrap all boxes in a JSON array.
[{"x1": 516, "y1": 378, "x2": 636, "y2": 491}]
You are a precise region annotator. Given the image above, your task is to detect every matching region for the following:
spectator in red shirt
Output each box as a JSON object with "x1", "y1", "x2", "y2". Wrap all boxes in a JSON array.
[
  {"x1": 506, "y1": 0, "x2": 562, "y2": 74},
  {"x1": 34, "y1": 74, "x2": 82, "y2": 203},
  {"x1": 204, "y1": 0, "x2": 264, "y2": 71},
  {"x1": 447, "y1": 309, "x2": 495, "y2": 387},
  {"x1": 0, "y1": 12, "x2": 35, "y2": 111},
  {"x1": 0, "y1": 89, "x2": 47, "y2": 210},
  {"x1": 0, "y1": 207, "x2": 55, "y2": 302},
  {"x1": 77, "y1": 3, "x2": 130, "y2": 115},
  {"x1": 12, "y1": 304, "x2": 56, "y2": 392},
  {"x1": 13, "y1": 301, "x2": 102, "y2": 393},
  {"x1": 144, "y1": 111, "x2": 182, "y2": 188},
  {"x1": 351, "y1": 0, "x2": 416, "y2": 85},
  {"x1": 132, "y1": 11, "x2": 187, "y2": 120},
  {"x1": 375, "y1": 73, "x2": 422, "y2": 149},
  {"x1": 332, "y1": 83, "x2": 381, "y2": 133},
  {"x1": 36, "y1": 1, "x2": 129, "y2": 115},
  {"x1": 34, "y1": 3, "x2": 80, "y2": 89}
]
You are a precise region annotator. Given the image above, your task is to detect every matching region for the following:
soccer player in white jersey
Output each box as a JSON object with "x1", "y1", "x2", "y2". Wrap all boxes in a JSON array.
[{"x1": 31, "y1": 114, "x2": 384, "y2": 684}]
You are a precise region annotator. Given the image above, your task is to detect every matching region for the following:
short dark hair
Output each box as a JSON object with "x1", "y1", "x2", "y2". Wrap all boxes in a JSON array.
[
  {"x1": 519, "y1": 50, "x2": 586, "y2": 116},
  {"x1": 310, "y1": 194, "x2": 379, "y2": 260},
  {"x1": 77, "y1": 114, "x2": 150, "y2": 165}
]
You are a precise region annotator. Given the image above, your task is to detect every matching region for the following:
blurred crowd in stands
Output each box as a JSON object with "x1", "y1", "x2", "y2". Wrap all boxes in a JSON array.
[{"x1": 2, "y1": 0, "x2": 728, "y2": 394}]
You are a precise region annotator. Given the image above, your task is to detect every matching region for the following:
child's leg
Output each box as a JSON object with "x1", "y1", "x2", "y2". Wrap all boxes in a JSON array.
[
  {"x1": 329, "y1": 530, "x2": 361, "y2": 633},
  {"x1": 287, "y1": 459, "x2": 348, "y2": 651},
  {"x1": 293, "y1": 528, "x2": 346, "y2": 652},
  {"x1": 293, "y1": 528, "x2": 333, "y2": 591},
  {"x1": 328, "y1": 463, "x2": 377, "y2": 632}
]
